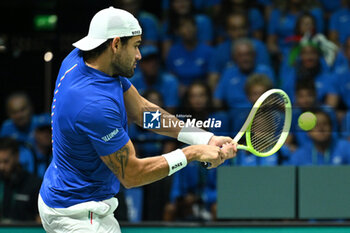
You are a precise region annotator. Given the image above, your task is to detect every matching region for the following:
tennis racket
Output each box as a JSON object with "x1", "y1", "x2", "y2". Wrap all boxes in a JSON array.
[{"x1": 202, "y1": 89, "x2": 292, "y2": 168}]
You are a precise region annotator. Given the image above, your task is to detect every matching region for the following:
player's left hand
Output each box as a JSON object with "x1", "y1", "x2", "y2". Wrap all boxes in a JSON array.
[{"x1": 208, "y1": 136, "x2": 237, "y2": 160}]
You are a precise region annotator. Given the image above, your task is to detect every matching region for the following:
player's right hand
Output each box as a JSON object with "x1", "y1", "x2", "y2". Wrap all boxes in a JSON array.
[{"x1": 192, "y1": 145, "x2": 232, "y2": 169}]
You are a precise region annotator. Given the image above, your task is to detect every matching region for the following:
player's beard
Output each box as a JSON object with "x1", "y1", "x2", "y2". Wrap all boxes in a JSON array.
[{"x1": 112, "y1": 53, "x2": 134, "y2": 78}]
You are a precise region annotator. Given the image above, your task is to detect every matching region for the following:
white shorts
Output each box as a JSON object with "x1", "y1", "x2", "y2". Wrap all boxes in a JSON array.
[{"x1": 38, "y1": 194, "x2": 121, "y2": 233}]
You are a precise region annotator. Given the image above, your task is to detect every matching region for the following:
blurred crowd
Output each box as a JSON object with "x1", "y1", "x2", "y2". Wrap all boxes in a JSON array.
[{"x1": 2, "y1": 0, "x2": 350, "y2": 224}]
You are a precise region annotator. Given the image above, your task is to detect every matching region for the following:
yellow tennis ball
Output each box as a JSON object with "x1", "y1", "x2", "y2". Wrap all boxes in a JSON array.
[{"x1": 298, "y1": 112, "x2": 317, "y2": 131}]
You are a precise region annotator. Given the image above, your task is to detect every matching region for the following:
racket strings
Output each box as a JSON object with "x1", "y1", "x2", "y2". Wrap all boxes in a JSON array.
[{"x1": 250, "y1": 93, "x2": 286, "y2": 153}]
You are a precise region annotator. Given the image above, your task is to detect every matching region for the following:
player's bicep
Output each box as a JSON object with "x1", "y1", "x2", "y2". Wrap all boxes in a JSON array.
[
  {"x1": 100, "y1": 140, "x2": 136, "y2": 179},
  {"x1": 124, "y1": 84, "x2": 145, "y2": 124},
  {"x1": 100, "y1": 140, "x2": 141, "y2": 188}
]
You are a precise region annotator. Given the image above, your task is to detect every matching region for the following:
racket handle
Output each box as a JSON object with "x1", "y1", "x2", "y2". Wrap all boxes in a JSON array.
[{"x1": 201, "y1": 162, "x2": 211, "y2": 168}]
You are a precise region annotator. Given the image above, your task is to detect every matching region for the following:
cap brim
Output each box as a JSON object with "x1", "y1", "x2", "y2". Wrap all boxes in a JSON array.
[{"x1": 72, "y1": 36, "x2": 107, "y2": 51}]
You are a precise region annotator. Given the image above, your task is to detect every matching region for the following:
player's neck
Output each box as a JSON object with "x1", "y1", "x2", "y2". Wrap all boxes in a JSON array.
[{"x1": 85, "y1": 54, "x2": 113, "y2": 76}]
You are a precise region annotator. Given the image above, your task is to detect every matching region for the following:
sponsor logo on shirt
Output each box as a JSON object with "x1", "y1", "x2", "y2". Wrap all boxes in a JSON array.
[{"x1": 101, "y1": 128, "x2": 119, "y2": 142}]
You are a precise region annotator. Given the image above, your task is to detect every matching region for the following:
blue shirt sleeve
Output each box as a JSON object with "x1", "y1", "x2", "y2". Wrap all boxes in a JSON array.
[
  {"x1": 120, "y1": 77, "x2": 132, "y2": 92},
  {"x1": 139, "y1": 12, "x2": 160, "y2": 43},
  {"x1": 162, "y1": 74, "x2": 179, "y2": 107},
  {"x1": 253, "y1": 40, "x2": 271, "y2": 66},
  {"x1": 329, "y1": 11, "x2": 339, "y2": 31},
  {"x1": 19, "y1": 146, "x2": 35, "y2": 174},
  {"x1": 195, "y1": 15, "x2": 213, "y2": 43},
  {"x1": 208, "y1": 45, "x2": 226, "y2": 73},
  {"x1": 214, "y1": 69, "x2": 230, "y2": 100},
  {"x1": 75, "y1": 99, "x2": 130, "y2": 156},
  {"x1": 267, "y1": 9, "x2": 280, "y2": 35},
  {"x1": 311, "y1": 8, "x2": 324, "y2": 33},
  {"x1": 249, "y1": 8, "x2": 264, "y2": 31}
]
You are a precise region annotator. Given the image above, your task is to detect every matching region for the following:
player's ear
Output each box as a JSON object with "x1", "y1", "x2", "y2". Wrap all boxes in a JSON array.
[{"x1": 111, "y1": 37, "x2": 121, "y2": 53}]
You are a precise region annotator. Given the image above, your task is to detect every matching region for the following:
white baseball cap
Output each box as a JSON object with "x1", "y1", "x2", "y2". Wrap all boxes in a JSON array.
[{"x1": 73, "y1": 7, "x2": 142, "y2": 51}]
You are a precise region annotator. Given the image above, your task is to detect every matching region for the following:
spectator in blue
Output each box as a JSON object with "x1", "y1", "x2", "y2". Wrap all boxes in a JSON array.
[
  {"x1": 165, "y1": 15, "x2": 213, "y2": 93},
  {"x1": 213, "y1": 0, "x2": 265, "y2": 41},
  {"x1": 128, "y1": 90, "x2": 177, "y2": 158},
  {"x1": 114, "y1": 0, "x2": 160, "y2": 45},
  {"x1": 329, "y1": 0, "x2": 350, "y2": 46},
  {"x1": 214, "y1": 38, "x2": 275, "y2": 109},
  {"x1": 333, "y1": 66, "x2": 350, "y2": 110},
  {"x1": 333, "y1": 36, "x2": 350, "y2": 75},
  {"x1": 181, "y1": 81, "x2": 230, "y2": 137},
  {"x1": 285, "y1": 13, "x2": 340, "y2": 72},
  {"x1": 341, "y1": 110, "x2": 350, "y2": 139},
  {"x1": 290, "y1": 109, "x2": 350, "y2": 165},
  {"x1": 331, "y1": 37, "x2": 350, "y2": 110},
  {"x1": 208, "y1": 12, "x2": 270, "y2": 91},
  {"x1": 163, "y1": 82, "x2": 229, "y2": 221},
  {"x1": 130, "y1": 45, "x2": 179, "y2": 113},
  {"x1": 128, "y1": 90, "x2": 177, "y2": 222},
  {"x1": 163, "y1": 162, "x2": 218, "y2": 221},
  {"x1": 33, "y1": 125, "x2": 52, "y2": 178},
  {"x1": 287, "y1": 81, "x2": 338, "y2": 151},
  {"x1": 161, "y1": 0, "x2": 213, "y2": 59},
  {"x1": 229, "y1": 73, "x2": 279, "y2": 166},
  {"x1": 319, "y1": 0, "x2": 341, "y2": 18},
  {"x1": 230, "y1": 73, "x2": 274, "y2": 135},
  {"x1": 267, "y1": 0, "x2": 324, "y2": 59},
  {"x1": 0, "y1": 92, "x2": 50, "y2": 146},
  {"x1": 280, "y1": 42, "x2": 338, "y2": 107}
]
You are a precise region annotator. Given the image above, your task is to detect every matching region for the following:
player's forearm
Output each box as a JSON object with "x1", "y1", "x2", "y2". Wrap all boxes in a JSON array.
[
  {"x1": 102, "y1": 145, "x2": 198, "y2": 189},
  {"x1": 136, "y1": 97, "x2": 182, "y2": 139},
  {"x1": 128, "y1": 146, "x2": 199, "y2": 188}
]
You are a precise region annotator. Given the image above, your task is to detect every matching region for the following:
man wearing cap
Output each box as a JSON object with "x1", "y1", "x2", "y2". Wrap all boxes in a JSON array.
[{"x1": 38, "y1": 7, "x2": 237, "y2": 233}]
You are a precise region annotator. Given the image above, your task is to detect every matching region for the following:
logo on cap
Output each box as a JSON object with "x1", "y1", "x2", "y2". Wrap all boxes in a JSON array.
[{"x1": 132, "y1": 30, "x2": 141, "y2": 35}]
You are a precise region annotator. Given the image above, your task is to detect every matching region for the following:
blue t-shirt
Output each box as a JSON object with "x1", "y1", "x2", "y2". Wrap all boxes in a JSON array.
[
  {"x1": 214, "y1": 64, "x2": 275, "y2": 109},
  {"x1": 268, "y1": 8, "x2": 324, "y2": 56},
  {"x1": 0, "y1": 114, "x2": 50, "y2": 146},
  {"x1": 341, "y1": 110, "x2": 350, "y2": 138},
  {"x1": 170, "y1": 160, "x2": 229, "y2": 208},
  {"x1": 128, "y1": 123, "x2": 171, "y2": 157},
  {"x1": 290, "y1": 107, "x2": 338, "y2": 148},
  {"x1": 248, "y1": 8, "x2": 265, "y2": 34},
  {"x1": 329, "y1": 8, "x2": 350, "y2": 44},
  {"x1": 138, "y1": 11, "x2": 160, "y2": 43},
  {"x1": 130, "y1": 71, "x2": 179, "y2": 108},
  {"x1": 334, "y1": 70, "x2": 350, "y2": 108},
  {"x1": 280, "y1": 65, "x2": 337, "y2": 104},
  {"x1": 40, "y1": 49, "x2": 132, "y2": 208},
  {"x1": 166, "y1": 42, "x2": 213, "y2": 86},
  {"x1": 319, "y1": 0, "x2": 341, "y2": 13},
  {"x1": 162, "y1": 14, "x2": 213, "y2": 44},
  {"x1": 209, "y1": 39, "x2": 271, "y2": 74},
  {"x1": 290, "y1": 139, "x2": 350, "y2": 166}
]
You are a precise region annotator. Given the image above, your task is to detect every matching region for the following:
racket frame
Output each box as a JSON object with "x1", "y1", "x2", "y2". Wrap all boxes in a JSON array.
[{"x1": 233, "y1": 89, "x2": 292, "y2": 157}]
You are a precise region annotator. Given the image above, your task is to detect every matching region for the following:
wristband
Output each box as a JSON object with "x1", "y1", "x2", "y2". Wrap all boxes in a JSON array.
[
  {"x1": 177, "y1": 126, "x2": 214, "y2": 145},
  {"x1": 162, "y1": 149, "x2": 187, "y2": 176}
]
